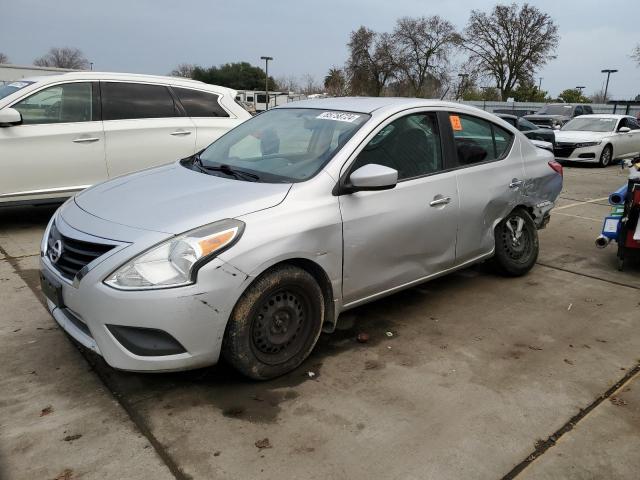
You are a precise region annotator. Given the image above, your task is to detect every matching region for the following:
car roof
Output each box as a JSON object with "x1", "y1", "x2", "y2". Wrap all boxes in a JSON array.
[
  {"x1": 574, "y1": 114, "x2": 630, "y2": 119},
  {"x1": 276, "y1": 96, "x2": 487, "y2": 115},
  {"x1": 19, "y1": 71, "x2": 236, "y2": 96}
]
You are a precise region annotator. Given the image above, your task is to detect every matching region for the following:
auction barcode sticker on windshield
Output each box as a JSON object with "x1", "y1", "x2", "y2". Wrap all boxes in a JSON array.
[{"x1": 317, "y1": 112, "x2": 361, "y2": 123}]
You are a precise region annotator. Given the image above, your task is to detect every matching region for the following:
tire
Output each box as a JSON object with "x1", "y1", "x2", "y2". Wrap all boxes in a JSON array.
[
  {"x1": 491, "y1": 208, "x2": 539, "y2": 277},
  {"x1": 222, "y1": 265, "x2": 324, "y2": 380},
  {"x1": 599, "y1": 145, "x2": 612, "y2": 168}
]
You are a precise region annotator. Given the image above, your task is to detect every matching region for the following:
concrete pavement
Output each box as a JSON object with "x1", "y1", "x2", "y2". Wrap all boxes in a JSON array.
[{"x1": 0, "y1": 164, "x2": 638, "y2": 479}]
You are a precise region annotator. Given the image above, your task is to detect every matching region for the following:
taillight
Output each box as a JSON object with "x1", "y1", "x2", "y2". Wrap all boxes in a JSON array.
[{"x1": 548, "y1": 160, "x2": 563, "y2": 177}]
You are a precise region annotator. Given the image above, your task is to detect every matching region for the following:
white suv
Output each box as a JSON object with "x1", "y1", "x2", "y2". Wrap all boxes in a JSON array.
[{"x1": 0, "y1": 72, "x2": 250, "y2": 205}]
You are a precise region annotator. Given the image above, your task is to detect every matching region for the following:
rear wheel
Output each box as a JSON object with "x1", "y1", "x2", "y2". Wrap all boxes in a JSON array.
[
  {"x1": 491, "y1": 208, "x2": 539, "y2": 277},
  {"x1": 222, "y1": 265, "x2": 324, "y2": 380},
  {"x1": 599, "y1": 145, "x2": 612, "y2": 168}
]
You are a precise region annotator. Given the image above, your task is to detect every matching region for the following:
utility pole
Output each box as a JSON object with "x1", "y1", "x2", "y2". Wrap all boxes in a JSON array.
[
  {"x1": 601, "y1": 69, "x2": 618, "y2": 102},
  {"x1": 456, "y1": 73, "x2": 469, "y2": 101},
  {"x1": 260, "y1": 56, "x2": 273, "y2": 110}
]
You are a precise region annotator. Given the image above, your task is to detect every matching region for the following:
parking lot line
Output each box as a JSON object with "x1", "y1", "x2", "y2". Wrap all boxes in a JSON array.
[
  {"x1": 554, "y1": 212, "x2": 601, "y2": 222},
  {"x1": 555, "y1": 196, "x2": 610, "y2": 211}
]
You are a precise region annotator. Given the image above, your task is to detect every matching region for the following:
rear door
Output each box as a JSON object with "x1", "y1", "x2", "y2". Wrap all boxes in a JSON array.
[
  {"x1": 626, "y1": 117, "x2": 640, "y2": 157},
  {"x1": 101, "y1": 81, "x2": 196, "y2": 177},
  {"x1": 444, "y1": 111, "x2": 524, "y2": 264},
  {"x1": 171, "y1": 86, "x2": 245, "y2": 151},
  {"x1": 340, "y1": 110, "x2": 459, "y2": 305},
  {"x1": 0, "y1": 81, "x2": 107, "y2": 202}
]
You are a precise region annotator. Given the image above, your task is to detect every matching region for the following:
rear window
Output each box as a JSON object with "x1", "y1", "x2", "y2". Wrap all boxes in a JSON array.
[
  {"x1": 101, "y1": 82, "x2": 181, "y2": 120},
  {"x1": 172, "y1": 87, "x2": 229, "y2": 118}
]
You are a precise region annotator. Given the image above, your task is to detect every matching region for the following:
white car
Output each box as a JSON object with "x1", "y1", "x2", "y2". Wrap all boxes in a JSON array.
[
  {"x1": 554, "y1": 114, "x2": 640, "y2": 167},
  {"x1": 0, "y1": 72, "x2": 251, "y2": 205}
]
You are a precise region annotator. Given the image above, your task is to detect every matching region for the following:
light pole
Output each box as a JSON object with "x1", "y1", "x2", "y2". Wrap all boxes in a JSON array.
[
  {"x1": 601, "y1": 69, "x2": 618, "y2": 102},
  {"x1": 538, "y1": 77, "x2": 543, "y2": 91},
  {"x1": 480, "y1": 86, "x2": 491, "y2": 111},
  {"x1": 260, "y1": 56, "x2": 273, "y2": 110},
  {"x1": 90, "y1": 62, "x2": 94, "y2": 71},
  {"x1": 575, "y1": 86, "x2": 586, "y2": 101},
  {"x1": 456, "y1": 73, "x2": 469, "y2": 101}
]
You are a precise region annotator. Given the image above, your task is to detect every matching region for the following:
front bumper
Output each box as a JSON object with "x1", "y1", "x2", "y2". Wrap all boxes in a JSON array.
[
  {"x1": 554, "y1": 144, "x2": 602, "y2": 163},
  {"x1": 40, "y1": 214, "x2": 250, "y2": 372}
]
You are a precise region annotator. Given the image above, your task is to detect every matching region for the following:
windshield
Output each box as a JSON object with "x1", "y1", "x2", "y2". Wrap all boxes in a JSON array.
[
  {"x1": 536, "y1": 105, "x2": 573, "y2": 115},
  {"x1": 0, "y1": 81, "x2": 34, "y2": 100},
  {"x1": 198, "y1": 108, "x2": 370, "y2": 183},
  {"x1": 561, "y1": 117, "x2": 616, "y2": 132}
]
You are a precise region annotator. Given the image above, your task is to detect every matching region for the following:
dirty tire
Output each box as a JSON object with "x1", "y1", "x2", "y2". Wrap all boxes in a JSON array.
[
  {"x1": 599, "y1": 145, "x2": 612, "y2": 168},
  {"x1": 222, "y1": 265, "x2": 324, "y2": 380},
  {"x1": 491, "y1": 208, "x2": 539, "y2": 277}
]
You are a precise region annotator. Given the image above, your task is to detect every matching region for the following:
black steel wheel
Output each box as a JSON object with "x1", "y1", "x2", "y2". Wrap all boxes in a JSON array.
[
  {"x1": 491, "y1": 208, "x2": 539, "y2": 277},
  {"x1": 222, "y1": 265, "x2": 324, "y2": 380}
]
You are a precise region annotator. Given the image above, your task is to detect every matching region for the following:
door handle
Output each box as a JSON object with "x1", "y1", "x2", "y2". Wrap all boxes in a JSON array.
[
  {"x1": 170, "y1": 130, "x2": 192, "y2": 136},
  {"x1": 509, "y1": 179, "x2": 524, "y2": 189},
  {"x1": 429, "y1": 196, "x2": 451, "y2": 207},
  {"x1": 72, "y1": 137, "x2": 100, "y2": 143}
]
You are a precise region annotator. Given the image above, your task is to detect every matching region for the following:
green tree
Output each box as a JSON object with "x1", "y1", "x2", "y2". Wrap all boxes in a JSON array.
[
  {"x1": 324, "y1": 67, "x2": 346, "y2": 96},
  {"x1": 192, "y1": 62, "x2": 275, "y2": 90},
  {"x1": 511, "y1": 80, "x2": 547, "y2": 102},
  {"x1": 558, "y1": 88, "x2": 589, "y2": 103}
]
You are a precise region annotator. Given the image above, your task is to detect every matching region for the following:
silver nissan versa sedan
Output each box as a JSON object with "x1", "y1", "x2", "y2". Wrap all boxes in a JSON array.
[{"x1": 39, "y1": 98, "x2": 563, "y2": 380}]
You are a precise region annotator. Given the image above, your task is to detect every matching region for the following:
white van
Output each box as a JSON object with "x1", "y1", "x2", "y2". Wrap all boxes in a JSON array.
[{"x1": 0, "y1": 72, "x2": 250, "y2": 205}]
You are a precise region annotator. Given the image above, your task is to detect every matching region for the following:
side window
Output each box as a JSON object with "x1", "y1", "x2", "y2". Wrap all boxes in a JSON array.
[
  {"x1": 101, "y1": 82, "x2": 180, "y2": 120},
  {"x1": 351, "y1": 112, "x2": 443, "y2": 181},
  {"x1": 618, "y1": 118, "x2": 628, "y2": 130},
  {"x1": 517, "y1": 118, "x2": 538, "y2": 131},
  {"x1": 450, "y1": 114, "x2": 514, "y2": 166},
  {"x1": 574, "y1": 106, "x2": 583, "y2": 116},
  {"x1": 13, "y1": 82, "x2": 94, "y2": 125},
  {"x1": 628, "y1": 118, "x2": 640, "y2": 130},
  {"x1": 584, "y1": 106, "x2": 593, "y2": 114},
  {"x1": 172, "y1": 87, "x2": 229, "y2": 118}
]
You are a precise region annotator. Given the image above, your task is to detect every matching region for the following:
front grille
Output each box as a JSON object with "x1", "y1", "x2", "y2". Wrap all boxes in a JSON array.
[
  {"x1": 554, "y1": 143, "x2": 576, "y2": 158},
  {"x1": 47, "y1": 222, "x2": 115, "y2": 280}
]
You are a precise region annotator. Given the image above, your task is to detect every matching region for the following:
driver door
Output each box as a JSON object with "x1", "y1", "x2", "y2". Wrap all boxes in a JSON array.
[{"x1": 339, "y1": 111, "x2": 459, "y2": 305}]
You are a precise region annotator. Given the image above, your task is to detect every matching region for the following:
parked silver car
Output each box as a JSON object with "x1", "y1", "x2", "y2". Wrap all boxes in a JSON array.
[{"x1": 39, "y1": 98, "x2": 563, "y2": 379}]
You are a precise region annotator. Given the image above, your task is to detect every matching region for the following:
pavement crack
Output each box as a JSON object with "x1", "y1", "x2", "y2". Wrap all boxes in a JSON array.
[
  {"x1": 536, "y1": 262, "x2": 640, "y2": 291},
  {"x1": 502, "y1": 363, "x2": 640, "y2": 479}
]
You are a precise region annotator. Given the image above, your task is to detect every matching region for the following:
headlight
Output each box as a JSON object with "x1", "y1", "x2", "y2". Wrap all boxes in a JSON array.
[
  {"x1": 575, "y1": 141, "x2": 601, "y2": 148},
  {"x1": 105, "y1": 219, "x2": 244, "y2": 290}
]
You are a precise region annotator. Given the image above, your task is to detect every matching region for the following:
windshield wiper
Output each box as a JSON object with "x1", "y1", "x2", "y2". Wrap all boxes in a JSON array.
[{"x1": 192, "y1": 156, "x2": 260, "y2": 182}]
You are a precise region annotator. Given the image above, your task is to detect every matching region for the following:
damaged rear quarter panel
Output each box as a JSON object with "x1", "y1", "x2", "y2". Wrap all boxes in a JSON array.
[{"x1": 520, "y1": 139, "x2": 563, "y2": 225}]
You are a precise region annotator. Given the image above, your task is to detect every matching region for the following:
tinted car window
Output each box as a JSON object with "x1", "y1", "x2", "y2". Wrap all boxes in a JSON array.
[
  {"x1": 574, "y1": 106, "x2": 583, "y2": 116},
  {"x1": 627, "y1": 118, "x2": 640, "y2": 130},
  {"x1": 102, "y1": 82, "x2": 180, "y2": 120},
  {"x1": 518, "y1": 118, "x2": 539, "y2": 131},
  {"x1": 351, "y1": 112, "x2": 443, "y2": 181},
  {"x1": 450, "y1": 114, "x2": 513, "y2": 165},
  {"x1": 584, "y1": 106, "x2": 593, "y2": 114},
  {"x1": 172, "y1": 87, "x2": 229, "y2": 118},
  {"x1": 14, "y1": 82, "x2": 95, "y2": 125}
]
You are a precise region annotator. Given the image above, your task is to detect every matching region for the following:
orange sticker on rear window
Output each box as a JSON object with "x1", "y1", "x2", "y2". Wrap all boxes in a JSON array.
[{"x1": 450, "y1": 115, "x2": 462, "y2": 131}]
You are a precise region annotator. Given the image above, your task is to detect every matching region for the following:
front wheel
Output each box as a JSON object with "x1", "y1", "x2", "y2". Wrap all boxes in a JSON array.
[
  {"x1": 491, "y1": 208, "x2": 539, "y2": 277},
  {"x1": 599, "y1": 145, "x2": 612, "y2": 168},
  {"x1": 222, "y1": 265, "x2": 324, "y2": 380}
]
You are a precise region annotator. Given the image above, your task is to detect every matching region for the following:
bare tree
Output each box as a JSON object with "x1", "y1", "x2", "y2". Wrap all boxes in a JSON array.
[
  {"x1": 324, "y1": 67, "x2": 347, "y2": 96},
  {"x1": 34, "y1": 47, "x2": 89, "y2": 69},
  {"x1": 275, "y1": 74, "x2": 300, "y2": 93},
  {"x1": 0, "y1": 53, "x2": 9, "y2": 64},
  {"x1": 461, "y1": 3, "x2": 559, "y2": 100},
  {"x1": 346, "y1": 27, "x2": 397, "y2": 96},
  {"x1": 301, "y1": 74, "x2": 321, "y2": 95},
  {"x1": 392, "y1": 16, "x2": 458, "y2": 97},
  {"x1": 590, "y1": 88, "x2": 607, "y2": 104},
  {"x1": 169, "y1": 63, "x2": 195, "y2": 78}
]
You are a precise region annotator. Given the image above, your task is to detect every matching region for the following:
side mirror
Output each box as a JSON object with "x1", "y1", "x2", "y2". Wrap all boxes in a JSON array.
[
  {"x1": 348, "y1": 164, "x2": 398, "y2": 192},
  {"x1": 0, "y1": 107, "x2": 22, "y2": 127},
  {"x1": 618, "y1": 126, "x2": 631, "y2": 133}
]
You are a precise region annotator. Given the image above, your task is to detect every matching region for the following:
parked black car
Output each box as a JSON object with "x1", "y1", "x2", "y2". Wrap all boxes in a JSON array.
[
  {"x1": 497, "y1": 113, "x2": 556, "y2": 147},
  {"x1": 524, "y1": 104, "x2": 594, "y2": 129}
]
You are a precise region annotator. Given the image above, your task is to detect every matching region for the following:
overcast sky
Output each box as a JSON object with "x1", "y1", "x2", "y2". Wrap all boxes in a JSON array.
[{"x1": 2, "y1": 0, "x2": 639, "y2": 98}]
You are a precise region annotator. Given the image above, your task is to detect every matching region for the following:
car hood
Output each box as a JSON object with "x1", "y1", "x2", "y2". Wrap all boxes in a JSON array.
[
  {"x1": 524, "y1": 114, "x2": 569, "y2": 121},
  {"x1": 554, "y1": 131, "x2": 611, "y2": 143},
  {"x1": 74, "y1": 162, "x2": 292, "y2": 234}
]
